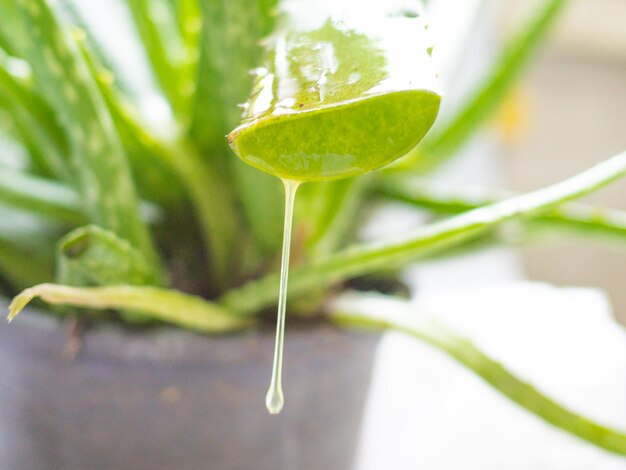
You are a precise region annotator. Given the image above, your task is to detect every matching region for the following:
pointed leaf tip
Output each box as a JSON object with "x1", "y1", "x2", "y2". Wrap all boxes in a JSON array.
[{"x1": 7, "y1": 285, "x2": 39, "y2": 322}]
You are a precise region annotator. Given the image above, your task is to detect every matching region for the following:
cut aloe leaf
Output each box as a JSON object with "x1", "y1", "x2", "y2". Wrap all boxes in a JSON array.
[{"x1": 228, "y1": 1, "x2": 441, "y2": 182}]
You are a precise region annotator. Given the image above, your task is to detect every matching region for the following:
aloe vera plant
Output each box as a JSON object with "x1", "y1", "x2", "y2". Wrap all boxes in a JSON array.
[{"x1": 2, "y1": 0, "x2": 626, "y2": 455}]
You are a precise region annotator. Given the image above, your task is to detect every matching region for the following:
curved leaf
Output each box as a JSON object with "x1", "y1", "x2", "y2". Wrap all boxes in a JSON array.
[
  {"x1": 57, "y1": 225, "x2": 161, "y2": 287},
  {"x1": 221, "y1": 150, "x2": 626, "y2": 315},
  {"x1": 0, "y1": 168, "x2": 84, "y2": 224},
  {"x1": 9, "y1": 0, "x2": 161, "y2": 273},
  {"x1": 378, "y1": 176, "x2": 626, "y2": 244},
  {"x1": 330, "y1": 292, "x2": 626, "y2": 456},
  {"x1": 8, "y1": 283, "x2": 250, "y2": 333}
]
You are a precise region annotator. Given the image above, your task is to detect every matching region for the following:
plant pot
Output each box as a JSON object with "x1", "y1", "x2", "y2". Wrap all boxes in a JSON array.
[{"x1": 0, "y1": 306, "x2": 378, "y2": 470}]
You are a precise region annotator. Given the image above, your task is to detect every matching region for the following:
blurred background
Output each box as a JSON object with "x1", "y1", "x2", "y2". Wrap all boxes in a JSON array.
[
  {"x1": 499, "y1": 0, "x2": 626, "y2": 324},
  {"x1": 356, "y1": 1, "x2": 626, "y2": 468}
]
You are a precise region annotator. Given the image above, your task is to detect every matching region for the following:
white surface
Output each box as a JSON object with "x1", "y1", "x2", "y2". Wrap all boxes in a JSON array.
[{"x1": 355, "y1": 281, "x2": 626, "y2": 470}]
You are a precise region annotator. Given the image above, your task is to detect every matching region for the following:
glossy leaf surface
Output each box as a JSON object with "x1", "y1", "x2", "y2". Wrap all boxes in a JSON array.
[{"x1": 229, "y1": 1, "x2": 441, "y2": 181}]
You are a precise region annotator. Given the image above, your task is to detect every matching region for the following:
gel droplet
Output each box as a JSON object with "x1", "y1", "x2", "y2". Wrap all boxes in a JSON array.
[{"x1": 265, "y1": 179, "x2": 300, "y2": 415}]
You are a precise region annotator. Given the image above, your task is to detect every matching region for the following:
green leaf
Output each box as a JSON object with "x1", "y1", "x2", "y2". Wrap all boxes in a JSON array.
[
  {"x1": 378, "y1": 176, "x2": 626, "y2": 244},
  {"x1": 170, "y1": 0, "x2": 201, "y2": 52},
  {"x1": 228, "y1": 4, "x2": 441, "y2": 181},
  {"x1": 189, "y1": 0, "x2": 282, "y2": 268},
  {"x1": 7, "y1": 283, "x2": 250, "y2": 333},
  {"x1": 9, "y1": 0, "x2": 161, "y2": 274},
  {"x1": 0, "y1": 166, "x2": 84, "y2": 224},
  {"x1": 231, "y1": 161, "x2": 284, "y2": 255},
  {"x1": 0, "y1": 238, "x2": 53, "y2": 289},
  {"x1": 0, "y1": 0, "x2": 28, "y2": 56},
  {"x1": 329, "y1": 292, "x2": 626, "y2": 456},
  {"x1": 75, "y1": 34, "x2": 186, "y2": 206},
  {"x1": 124, "y1": 0, "x2": 192, "y2": 117},
  {"x1": 0, "y1": 52, "x2": 70, "y2": 180},
  {"x1": 0, "y1": 28, "x2": 13, "y2": 56},
  {"x1": 297, "y1": 176, "x2": 371, "y2": 257},
  {"x1": 56, "y1": 225, "x2": 161, "y2": 287},
  {"x1": 55, "y1": 225, "x2": 163, "y2": 323},
  {"x1": 0, "y1": 207, "x2": 59, "y2": 289},
  {"x1": 405, "y1": 0, "x2": 567, "y2": 172},
  {"x1": 74, "y1": 30, "x2": 241, "y2": 284},
  {"x1": 220, "y1": 149, "x2": 626, "y2": 315},
  {"x1": 163, "y1": 139, "x2": 243, "y2": 289},
  {"x1": 190, "y1": 0, "x2": 277, "y2": 151}
]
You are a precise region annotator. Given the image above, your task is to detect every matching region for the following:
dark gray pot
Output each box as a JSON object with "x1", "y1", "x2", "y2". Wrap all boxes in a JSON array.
[{"x1": 0, "y1": 306, "x2": 378, "y2": 470}]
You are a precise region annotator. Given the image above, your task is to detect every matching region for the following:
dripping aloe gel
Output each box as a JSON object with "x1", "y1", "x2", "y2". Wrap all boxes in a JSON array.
[{"x1": 228, "y1": 0, "x2": 441, "y2": 414}]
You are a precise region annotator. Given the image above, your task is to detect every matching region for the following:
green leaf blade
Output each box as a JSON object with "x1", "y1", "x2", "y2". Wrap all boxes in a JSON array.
[
  {"x1": 221, "y1": 150, "x2": 626, "y2": 315},
  {"x1": 329, "y1": 292, "x2": 626, "y2": 456},
  {"x1": 56, "y1": 225, "x2": 161, "y2": 287},
  {"x1": 188, "y1": 0, "x2": 283, "y2": 275},
  {"x1": 125, "y1": 0, "x2": 191, "y2": 117},
  {"x1": 190, "y1": 0, "x2": 277, "y2": 151},
  {"x1": 378, "y1": 176, "x2": 626, "y2": 244},
  {"x1": 10, "y1": 0, "x2": 162, "y2": 275},
  {"x1": 0, "y1": 55, "x2": 70, "y2": 180},
  {"x1": 0, "y1": 238, "x2": 54, "y2": 290},
  {"x1": 7, "y1": 283, "x2": 250, "y2": 333},
  {"x1": 0, "y1": 167, "x2": 84, "y2": 224}
]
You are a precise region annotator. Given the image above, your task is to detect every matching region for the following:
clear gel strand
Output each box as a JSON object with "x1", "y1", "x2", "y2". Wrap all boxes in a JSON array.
[{"x1": 266, "y1": 178, "x2": 300, "y2": 414}]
